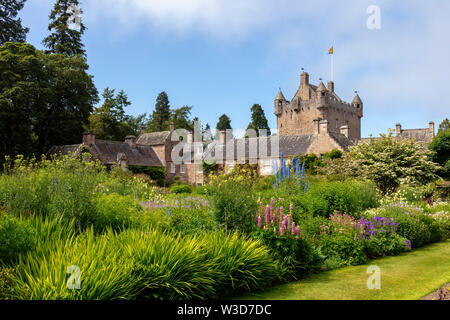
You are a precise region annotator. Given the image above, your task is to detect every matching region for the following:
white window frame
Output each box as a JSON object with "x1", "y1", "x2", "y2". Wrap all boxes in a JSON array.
[
  {"x1": 197, "y1": 163, "x2": 203, "y2": 173},
  {"x1": 170, "y1": 162, "x2": 175, "y2": 174},
  {"x1": 180, "y1": 162, "x2": 185, "y2": 174}
]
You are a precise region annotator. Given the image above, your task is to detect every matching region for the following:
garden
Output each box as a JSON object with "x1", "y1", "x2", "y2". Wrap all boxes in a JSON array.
[{"x1": 0, "y1": 132, "x2": 449, "y2": 300}]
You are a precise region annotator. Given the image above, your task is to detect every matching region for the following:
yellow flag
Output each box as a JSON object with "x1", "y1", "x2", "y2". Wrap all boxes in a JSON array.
[{"x1": 328, "y1": 46, "x2": 333, "y2": 54}]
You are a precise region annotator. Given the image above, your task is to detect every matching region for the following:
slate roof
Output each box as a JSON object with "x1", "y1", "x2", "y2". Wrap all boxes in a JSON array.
[
  {"x1": 328, "y1": 131, "x2": 356, "y2": 151},
  {"x1": 136, "y1": 131, "x2": 171, "y2": 145},
  {"x1": 399, "y1": 129, "x2": 434, "y2": 143},
  {"x1": 201, "y1": 134, "x2": 317, "y2": 161},
  {"x1": 48, "y1": 140, "x2": 164, "y2": 167}
]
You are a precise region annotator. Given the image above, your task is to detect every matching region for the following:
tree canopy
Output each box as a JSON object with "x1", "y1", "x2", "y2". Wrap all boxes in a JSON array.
[
  {"x1": 42, "y1": 0, "x2": 86, "y2": 57},
  {"x1": 247, "y1": 104, "x2": 271, "y2": 136},
  {"x1": 0, "y1": 42, "x2": 98, "y2": 161},
  {"x1": 429, "y1": 127, "x2": 450, "y2": 179},
  {"x1": 0, "y1": 0, "x2": 29, "y2": 45}
]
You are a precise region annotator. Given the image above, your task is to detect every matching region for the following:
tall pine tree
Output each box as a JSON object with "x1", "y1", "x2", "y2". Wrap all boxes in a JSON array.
[
  {"x1": 0, "y1": 0, "x2": 29, "y2": 45},
  {"x1": 247, "y1": 104, "x2": 271, "y2": 136},
  {"x1": 42, "y1": 0, "x2": 86, "y2": 57},
  {"x1": 150, "y1": 91, "x2": 171, "y2": 131}
]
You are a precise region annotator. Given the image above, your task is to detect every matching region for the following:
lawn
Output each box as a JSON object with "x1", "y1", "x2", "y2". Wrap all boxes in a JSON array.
[{"x1": 240, "y1": 240, "x2": 450, "y2": 300}]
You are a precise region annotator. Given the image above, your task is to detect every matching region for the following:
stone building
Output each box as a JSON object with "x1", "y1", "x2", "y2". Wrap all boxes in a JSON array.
[{"x1": 275, "y1": 71, "x2": 363, "y2": 143}]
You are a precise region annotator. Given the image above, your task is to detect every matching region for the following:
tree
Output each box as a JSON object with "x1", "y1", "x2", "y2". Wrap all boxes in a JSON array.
[
  {"x1": 0, "y1": 42, "x2": 98, "y2": 161},
  {"x1": 429, "y1": 130, "x2": 450, "y2": 179},
  {"x1": 0, "y1": 0, "x2": 29, "y2": 45},
  {"x1": 348, "y1": 131, "x2": 440, "y2": 194},
  {"x1": 216, "y1": 114, "x2": 232, "y2": 131},
  {"x1": 246, "y1": 104, "x2": 271, "y2": 136},
  {"x1": 438, "y1": 118, "x2": 450, "y2": 134},
  {"x1": 170, "y1": 105, "x2": 193, "y2": 132},
  {"x1": 149, "y1": 91, "x2": 171, "y2": 132},
  {"x1": 42, "y1": 0, "x2": 86, "y2": 57},
  {"x1": 88, "y1": 88, "x2": 140, "y2": 141}
]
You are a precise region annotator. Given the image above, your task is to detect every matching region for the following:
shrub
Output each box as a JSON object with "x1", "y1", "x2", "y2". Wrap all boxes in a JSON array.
[
  {"x1": 320, "y1": 233, "x2": 367, "y2": 266},
  {"x1": 294, "y1": 180, "x2": 378, "y2": 218},
  {"x1": 365, "y1": 204, "x2": 442, "y2": 248},
  {"x1": 92, "y1": 193, "x2": 139, "y2": 233},
  {"x1": 0, "y1": 214, "x2": 36, "y2": 265},
  {"x1": 208, "y1": 166, "x2": 259, "y2": 233},
  {"x1": 128, "y1": 166, "x2": 166, "y2": 187},
  {"x1": 170, "y1": 184, "x2": 192, "y2": 194},
  {"x1": 429, "y1": 210, "x2": 450, "y2": 239}
]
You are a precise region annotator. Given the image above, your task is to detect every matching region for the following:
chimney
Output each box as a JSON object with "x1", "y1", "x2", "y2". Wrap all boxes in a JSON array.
[
  {"x1": 219, "y1": 130, "x2": 226, "y2": 144},
  {"x1": 340, "y1": 125, "x2": 349, "y2": 138},
  {"x1": 396, "y1": 123, "x2": 402, "y2": 137},
  {"x1": 140, "y1": 126, "x2": 146, "y2": 135},
  {"x1": 300, "y1": 71, "x2": 309, "y2": 86},
  {"x1": 187, "y1": 132, "x2": 193, "y2": 144},
  {"x1": 125, "y1": 135, "x2": 136, "y2": 148},
  {"x1": 319, "y1": 120, "x2": 329, "y2": 135},
  {"x1": 429, "y1": 122, "x2": 435, "y2": 136},
  {"x1": 170, "y1": 122, "x2": 175, "y2": 132},
  {"x1": 83, "y1": 132, "x2": 95, "y2": 146},
  {"x1": 327, "y1": 81, "x2": 334, "y2": 92}
]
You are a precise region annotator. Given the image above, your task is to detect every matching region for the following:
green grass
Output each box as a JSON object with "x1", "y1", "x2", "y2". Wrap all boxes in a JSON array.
[{"x1": 239, "y1": 240, "x2": 450, "y2": 300}]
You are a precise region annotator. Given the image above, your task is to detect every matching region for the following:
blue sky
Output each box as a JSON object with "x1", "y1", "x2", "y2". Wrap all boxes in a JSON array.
[{"x1": 19, "y1": 0, "x2": 449, "y2": 137}]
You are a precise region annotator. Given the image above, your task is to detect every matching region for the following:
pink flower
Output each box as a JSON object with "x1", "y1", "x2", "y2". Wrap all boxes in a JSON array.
[
  {"x1": 265, "y1": 205, "x2": 271, "y2": 225},
  {"x1": 289, "y1": 203, "x2": 294, "y2": 215},
  {"x1": 257, "y1": 216, "x2": 263, "y2": 229}
]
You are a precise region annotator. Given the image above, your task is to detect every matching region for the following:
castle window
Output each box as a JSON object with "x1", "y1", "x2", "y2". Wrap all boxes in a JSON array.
[
  {"x1": 335, "y1": 119, "x2": 338, "y2": 129},
  {"x1": 278, "y1": 101, "x2": 282, "y2": 106},
  {"x1": 170, "y1": 163, "x2": 175, "y2": 173},
  {"x1": 180, "y1": 163, "x2": 185, "y2": 174},
  {"x1": 197, "y1": 163, "x2": 203, "y2": 173}
]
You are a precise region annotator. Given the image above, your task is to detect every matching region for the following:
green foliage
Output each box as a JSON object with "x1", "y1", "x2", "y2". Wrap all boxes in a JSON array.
[
  {"x1": 429, "y1": 130, "x2": 450, "y2": 179},
  {"x1": 323, "y1": 148, "x2": 343, "y2": 160},
  {"x1": 88, "y1": 88, "x2": 143, "y2": 141},
  {"x1": 149, "y1": 91, "x2": 171, "y2": 132},
  {"x1": 216, "y1": 114, "x2": 232, "y2": 131},
  {"x1": 320, "y1": 233, "x2": 367, "y2": 266},
  {"x1": 42, "y1": 0, "x2": 86, "y2": 56},
  {"x1": 129, "y1": 166, "x2": 166, "y2": 187},
  {"x1": 362, "y1": 233, "x2": 410, "y2": 259},
  {"x1": 246, "y1": 104, "x2": 271, "y2": 136},
  {"x1": 0, "y1": 267, "x2": 16, "y2": 300},
  {"x1": 92, "y1": 193, "x2": 140, "y2": 233},
  {"x1": 293, "y1": 180, "x2": 379, "y2": 219},
  {"x1": 366, "y1": 204, "x2": 442, "y2": 248},
  {"x1": 11, "y1": 228, "x2": 278, "y2": 300},
  {"x1": 0, "y1": 0, "x2": 29, "y2": 45},
  {"x1": 437, "y1": 118, "x2": 450, "y2": 134},
  {"x1": 207, "y1": 166, "x2": 258, "y2": 233},
  {"x1": 0, "y1": 214, "x2": 36, "y2": 265},
  {"x1": 170, "y1": 184, "x2": 193, "y2": 194},
  {"x1": 349, "y1": 131, "x2": 440, "y2": 194},
  {"x1": 0, "y1": 42, "x2": 98, "y2": 161}
]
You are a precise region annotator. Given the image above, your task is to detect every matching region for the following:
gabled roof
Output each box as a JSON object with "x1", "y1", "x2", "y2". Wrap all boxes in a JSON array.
[
  {"x1": 48, "y1": 140, "x2": 164, "y2": 167},
  {"x1": 136, "y1": 131, "x2": 171, "y2": 146}
]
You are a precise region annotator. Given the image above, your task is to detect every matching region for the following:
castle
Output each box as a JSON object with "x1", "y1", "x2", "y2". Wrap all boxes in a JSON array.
[
  {"x1": 48, "y1": 71, "x2": 435, "y2": 186},
  {"x1": 275, "y1": 71, "x2": 362, "y2": 142}
]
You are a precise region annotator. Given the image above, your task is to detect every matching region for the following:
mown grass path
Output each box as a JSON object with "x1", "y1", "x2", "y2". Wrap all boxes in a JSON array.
[{"x1": 240, "y1": 240, "x2": 450, "y2": 300}]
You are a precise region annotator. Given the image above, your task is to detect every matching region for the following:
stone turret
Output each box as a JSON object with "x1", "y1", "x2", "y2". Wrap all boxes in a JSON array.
[
  {"x1": 352, "y1": 93, "x2": 363, "y2": 119},
  {"x1": 274, "y1": 89, "x2": 286, "y2": 116}
]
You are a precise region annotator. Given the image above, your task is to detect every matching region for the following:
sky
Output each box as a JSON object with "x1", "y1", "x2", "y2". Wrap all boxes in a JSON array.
[{"x1": 19, "y1": 0, "x2": 450, "y2": 138}]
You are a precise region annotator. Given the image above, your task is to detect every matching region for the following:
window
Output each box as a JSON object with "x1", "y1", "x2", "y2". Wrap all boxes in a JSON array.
[
  {"x1": 336, "y1": 119, "x2": 338, "y2": 129},
  {"x1": 197, "y1": 163, "x2": 203, "y2": 173},
  {"x1": 320, "y1": 154, "x2": 324, "y2": 160},
  {"x1": 170, "y1": 163, "x2": 175, "y2": 173},
  {"x1": 180, "y1": 163, "x2": 185, "y2": 173},
  {"x1": 196, "y1": 144, "x2": 203, "y2": 155}
]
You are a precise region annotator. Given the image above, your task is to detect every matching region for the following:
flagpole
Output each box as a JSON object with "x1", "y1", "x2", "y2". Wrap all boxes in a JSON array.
[{"x1": 330, "y1": 50, "x2": 334, "y2": 82}]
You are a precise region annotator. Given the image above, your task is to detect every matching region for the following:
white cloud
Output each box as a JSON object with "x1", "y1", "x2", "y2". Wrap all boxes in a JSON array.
[{"x1": 83, "y1": 0, "x2": 450, "y2": 118}]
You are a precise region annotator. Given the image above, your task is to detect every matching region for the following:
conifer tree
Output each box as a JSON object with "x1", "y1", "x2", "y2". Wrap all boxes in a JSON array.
[
  {"x1": 0, "y1": 0, "x2": 29, "y2": 45},
  {"x1": 42, "y1": 0, "x2": 86, "y2": 57}
]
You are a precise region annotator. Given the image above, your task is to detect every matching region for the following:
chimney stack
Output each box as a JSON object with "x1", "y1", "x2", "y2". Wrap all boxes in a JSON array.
[
  {"x1": 140, "y1": 126, "x2": 146, "y2": 135},
  {"x1": 170, "y1": 122, "x2": 175, "y2": 132},
  {"x1": 429, "y1": 122, "x2": 435, "y2": 136},
  {"x1": 327, "y1": 81, "x2": 334, "y2": 92},
  {"x1": 219, "y1": 130, "x2": 226, "y2": 144},
  {"x1": 83, "y1": 132, "x2": 95, "y2": 146},
  {"x1": 340, "y1": 125, "x2": 349, "y2": 138},
  {"x1": 319, "y1": 120, "x2": 329, "y2": 135},
  {"x1": 396, "y1": 123, "x2": 402, "y2": 137},
  {"x1": 300, "y1": 71, "x2": 309, "y2": 86},
  {"x1": 187, "y1": 132, "x2": 193, "y2": 144},
  {"x1": 125, "y1": 135, "x2": 136, "y2": 148}
]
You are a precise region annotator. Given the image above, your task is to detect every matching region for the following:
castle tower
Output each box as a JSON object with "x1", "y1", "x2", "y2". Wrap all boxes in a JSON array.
[{"x1": 275, "y1": 71, "x2": 363, "y2": 141}]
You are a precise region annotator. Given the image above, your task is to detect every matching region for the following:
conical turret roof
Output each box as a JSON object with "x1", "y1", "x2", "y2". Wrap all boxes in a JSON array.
[
  {"x1": 352, "y1": 93, "x2": 362, "y2": 104},
  {"x1": 275, "y1": 89, "x2": 286, "y2": 101},
  {"x1": 317, "y1": 81, "x2": 327, "y2": 92}
]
